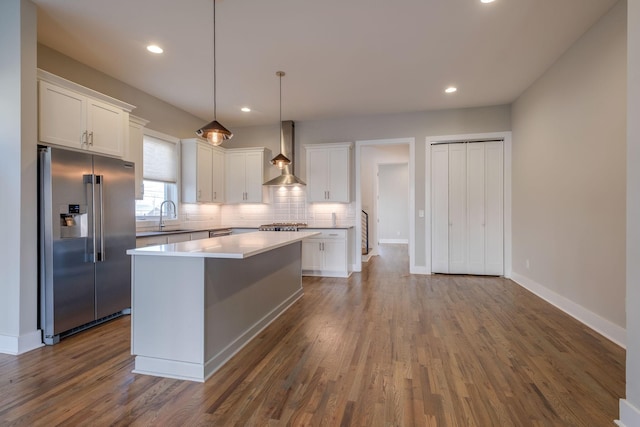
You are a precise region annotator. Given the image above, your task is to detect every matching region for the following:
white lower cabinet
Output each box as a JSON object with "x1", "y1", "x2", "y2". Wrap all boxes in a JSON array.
[{"x1": 302, "y1": 229, "x2": 350, "y2": 277}]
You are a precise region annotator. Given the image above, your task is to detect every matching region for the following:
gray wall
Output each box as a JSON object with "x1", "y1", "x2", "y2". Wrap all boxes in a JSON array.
[
  {"x1": 512, "y1": 1, "x2": 627, "y2": 330},
  {"x1": 0, "y1": 0, "x2": 38, "y2": 352},
  {"x1": 626, "y1": 0, "x2": 640, "y2": 421}
]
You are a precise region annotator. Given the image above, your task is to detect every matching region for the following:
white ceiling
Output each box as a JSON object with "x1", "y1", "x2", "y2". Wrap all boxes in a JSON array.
[{"x1": 32, "y1": 0, "x2": 618, "y2": 128}]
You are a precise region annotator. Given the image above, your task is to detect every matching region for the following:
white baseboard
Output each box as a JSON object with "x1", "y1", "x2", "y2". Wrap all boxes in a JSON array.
[
  {"x1": 0, "y1": 330, "x2": 44, "y2": 355},
  {"x1": 410, "y1": 265, "x2": 431, "y2": 275},
  {"x1": 379, "y1": 239, "x2": 409, "y2": 244},
  {"x1": 616, "y1": 399, "x2": 640, "y2": 427},
  {"x1": 511, "y1": 272, "x2": 626, "y2": 348}
]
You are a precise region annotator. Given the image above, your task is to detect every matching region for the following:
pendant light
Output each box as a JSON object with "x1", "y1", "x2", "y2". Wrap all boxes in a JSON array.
[
  {"x1": 263, "y1": 71, "x2": 306, "y2": 186},
  {"x1": 196, "y1": 0, "x2": 232, "y2": 145},
  {"x1": 271, "y1": 71, "x2": 291, "y2": 169}
]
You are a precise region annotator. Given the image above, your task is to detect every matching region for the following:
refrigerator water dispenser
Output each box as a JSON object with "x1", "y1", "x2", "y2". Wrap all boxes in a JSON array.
[{"x1": 59, "y1": 204, "x2": 88, "y2": 239}]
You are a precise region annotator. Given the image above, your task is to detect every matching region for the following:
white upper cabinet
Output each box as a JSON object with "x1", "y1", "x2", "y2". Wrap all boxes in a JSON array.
[
  {"x1": 181, "y1": 138, "x2": 225, "y2": 204},
  {"x1": 127, "y1": 115, "x2": 149, "y2": 200},
  {"x1": 305, "y1": 143, "x2": 352, "y2": 202},
  {"x1": 38, "y1": 70, "x2": 134, "y2": 158},
  {"x1": 225, "y1": 148, "x2": 268, "y2": 203}
]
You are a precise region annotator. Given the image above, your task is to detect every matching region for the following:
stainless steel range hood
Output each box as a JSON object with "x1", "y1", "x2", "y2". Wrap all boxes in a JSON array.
[{"x1": 263, "y1": 120, "x2": 306, "y2": 186}]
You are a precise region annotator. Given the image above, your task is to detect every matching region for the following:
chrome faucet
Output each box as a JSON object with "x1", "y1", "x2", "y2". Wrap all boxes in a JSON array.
[{"x1": 159, "y1": 200, "x2": 177, "y2": 230}]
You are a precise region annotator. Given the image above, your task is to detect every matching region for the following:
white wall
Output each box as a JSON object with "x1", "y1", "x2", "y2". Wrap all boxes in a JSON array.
[
  {"x1": 360, "y1": 145, "x2": 410, "y2": 252},
  {"x1": 0, "y1": 0, "x2": 41, "y2": 354},
  {"x1": 511, "y1": 1, "x2": 627, "y2": 344},
  {"x1": 623, "y1": 0, "x2": 640, "y2": 424},
  {"x1": 378, "y1": 163, "x2": 409, "y2": 243}
]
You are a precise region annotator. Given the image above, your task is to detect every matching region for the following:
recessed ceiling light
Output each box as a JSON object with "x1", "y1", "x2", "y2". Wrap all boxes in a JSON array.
[
  {"x1": 481, "y1": 0, "x2": 495, "y2": 3},
  {"x1": 146, "y1": 45, "x2": 163, "y2": 54},
  {"x1": 241, "y1": 107, "x2": 251, "y2": 112},
  {"x1": 445, "y1": 86, "x2": 457, "y2": 93}
]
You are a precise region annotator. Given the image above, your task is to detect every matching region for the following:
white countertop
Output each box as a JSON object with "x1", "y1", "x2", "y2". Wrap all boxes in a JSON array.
[{"x1": 127, "y1": 231, "x2": 320, "y2": 259}]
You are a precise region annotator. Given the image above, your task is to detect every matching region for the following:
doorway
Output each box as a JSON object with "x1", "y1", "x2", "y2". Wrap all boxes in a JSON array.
[{"x1": 355, "y1": 139, "x2": 414, "y2": 273}]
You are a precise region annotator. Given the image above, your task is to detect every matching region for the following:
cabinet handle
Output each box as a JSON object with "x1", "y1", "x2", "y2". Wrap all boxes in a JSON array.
[
  {"x1": 82, "y1": 130, "x2": 88, "y2": 147},
  {"x1": 327, "y1": 190, "x2": 330, "y2": 200},
  {"x1": 198, "y1": 189, "x2": 201, "y2": 199},
  {"x1": 141, "y1": 183, "x2": 144, "y2": 196},
  {"x1": 214, "y1": 191, "x2": 217, "y2": 200},
  {"x1": 89, "y1": 131, "x2": 94, "y2": 146}
]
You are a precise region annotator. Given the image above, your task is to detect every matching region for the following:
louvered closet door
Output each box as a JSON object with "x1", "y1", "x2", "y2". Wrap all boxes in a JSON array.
[
  {"x1": 431, "y1": 144, "x2": 449, "y2": 273},
  {"x1": 430, "y1": 141, "x2": 503, "y2": 276},
  {"x1": 448, "y1": 144, "x2": 468, "y2": 274},
  {"x1": 484, "y1": 142, "x2": 504, "y2": 275},
  {"x1": 467, "y1": 143, "x2": 486, "y2": 275}
]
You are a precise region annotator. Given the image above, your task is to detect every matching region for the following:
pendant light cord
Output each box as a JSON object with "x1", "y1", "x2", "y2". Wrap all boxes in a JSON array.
[{"x1": 212, "y1": 0, "x2": 217, "y2": 120}]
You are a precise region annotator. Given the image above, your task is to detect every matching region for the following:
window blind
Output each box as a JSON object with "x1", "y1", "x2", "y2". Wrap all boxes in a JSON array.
[{"x1": 143, "y1": 135, "x2": 177, "y2": 183}]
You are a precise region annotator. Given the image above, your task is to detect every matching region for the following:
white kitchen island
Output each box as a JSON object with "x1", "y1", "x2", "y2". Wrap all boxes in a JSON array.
[{"x1": 126, "y1": 231, "x2": 319, "y2": 382}]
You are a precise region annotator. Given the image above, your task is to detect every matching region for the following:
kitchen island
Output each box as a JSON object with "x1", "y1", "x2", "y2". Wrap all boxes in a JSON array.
[{"x1": 126, "y1": 231, "x2": 319, "y2": 382}]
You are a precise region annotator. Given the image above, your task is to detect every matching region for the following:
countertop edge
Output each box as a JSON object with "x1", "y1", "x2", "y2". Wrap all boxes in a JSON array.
[{"x1": 127, "y1": 231, "x2": 321, "y2": 259}]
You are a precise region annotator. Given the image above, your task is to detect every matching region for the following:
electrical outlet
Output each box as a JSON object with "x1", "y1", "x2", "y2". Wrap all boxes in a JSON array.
[{"x1": 526, "y1": 259, "x2": 530, "y2": 269}]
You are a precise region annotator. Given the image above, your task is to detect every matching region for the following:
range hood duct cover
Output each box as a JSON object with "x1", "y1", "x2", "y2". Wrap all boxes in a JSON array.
[{"x1": 263, "y1": 120, "x2": 306, "y2": 186}]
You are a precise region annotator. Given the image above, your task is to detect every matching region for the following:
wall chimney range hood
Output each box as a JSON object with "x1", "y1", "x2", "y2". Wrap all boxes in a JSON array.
[{"x1": 263, "y1": 120, "x2": 306, "y2": 186}]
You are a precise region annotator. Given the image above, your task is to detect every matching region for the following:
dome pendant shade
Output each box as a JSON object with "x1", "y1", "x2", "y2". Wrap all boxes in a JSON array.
[
  {"x1": 196, "y1": 0, "x2": 232, "y2": 146},
  {"x1": 196, "y1": 120, "x2": 233, "y2": 146}
]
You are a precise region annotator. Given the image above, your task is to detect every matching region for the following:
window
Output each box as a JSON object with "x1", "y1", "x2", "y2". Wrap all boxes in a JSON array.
[{"x1": 135, "y1": 131, "x2": 179, "y2": 220}]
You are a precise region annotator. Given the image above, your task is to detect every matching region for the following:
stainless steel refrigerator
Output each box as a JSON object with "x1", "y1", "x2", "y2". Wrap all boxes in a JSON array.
[{"x1": 38, "y1": 146, "x2": 135, "y2": 345}]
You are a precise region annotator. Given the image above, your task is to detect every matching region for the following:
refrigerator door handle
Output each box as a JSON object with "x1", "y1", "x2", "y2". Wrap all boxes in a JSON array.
[
  {"x1": 84, "y1": 174, "x2": 97, "y2": 263},
  {"x1": 97, "y1": 175, "x2": 105, "y2": 261}
]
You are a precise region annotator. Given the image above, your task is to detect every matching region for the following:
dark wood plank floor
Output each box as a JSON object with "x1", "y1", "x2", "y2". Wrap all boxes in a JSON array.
[{"x1": 0, "y1": 245, "x2": 625, "y2": 426}]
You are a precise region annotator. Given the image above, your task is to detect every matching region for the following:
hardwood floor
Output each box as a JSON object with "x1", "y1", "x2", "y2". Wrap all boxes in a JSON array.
[{"x1": 0, "y1": 244, "x2": 625, "y2": 426}]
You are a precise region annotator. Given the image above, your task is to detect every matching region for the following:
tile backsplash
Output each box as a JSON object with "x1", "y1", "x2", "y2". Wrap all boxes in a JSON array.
[{"x1": 136, "y1": 186, "x2": 356, "y2": 231}]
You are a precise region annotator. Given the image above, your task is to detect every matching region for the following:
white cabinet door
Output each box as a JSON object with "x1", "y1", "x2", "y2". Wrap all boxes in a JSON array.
[
  {"x1": 211, "y1": 148, "x2": 225, "y2": 203},
  {"x1": 38, "y1": 78, "x2": 127, "y2": 158},
  {"x1": 136, "y1": 235, "x2": 168, "y2": 248},
  {"x1": 327, "y1": 147, "x2": 350, "y2": 202},
  {"x1": 128, "y1": 117, "x2": 146, "y2": 200},
  {"x1": 431, "y1": 144, "x2": 449, "y2": 274},
  {"x1": 196, "y1": 143, "x2": 213, "y2": 202},
  {"x1": 302, "y1": 241, "x2": 324, "y2": 270},
  {"x1": 225, "y1": 152, "x2": 247, "y2": 203},
  {"x1": 167, "y1": 233, "x2": 191, "y2": 244},
  {"x1": 307, "y1": 148, "x2": 329, "y2": 202},
  {"x1": 305, "y1": 143, "x2": 351, "y2": 202},
  {"x1": 244, "y1": 151, "x2": 264, "y2": 203},
  {"x1": 225, "y1": 149, "x2": 265, "y2": 203},
  {"x1": 87, "y1": 98, "x2": 125, "y2": 157},
  {"x1": 39, "y1": 81, "x2": 87, "y2": 149},
  {"x1": 190, "y1": 231, "x2": 210, "y2": 241},
  {"x1": 322, "y1": 240, "x2": 347, "y2": 272}
]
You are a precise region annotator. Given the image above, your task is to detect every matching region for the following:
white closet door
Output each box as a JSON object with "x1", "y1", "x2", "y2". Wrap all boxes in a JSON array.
[
  {"x1": 431, "y1": 144, "x2": 450, "y2": 273},
  {"x1": 448, "y1": 144, "x2": 467, "y2": 274},
  {"x1": 484, "y1": 142, "x2": 504, "y2": 275},
  {"x1": 467, "y1": 143, "x2": 486, "y2": 275}
]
